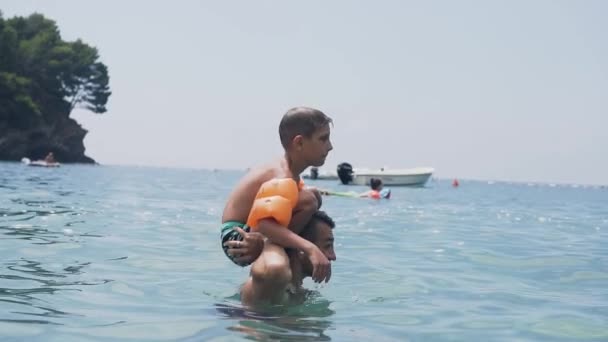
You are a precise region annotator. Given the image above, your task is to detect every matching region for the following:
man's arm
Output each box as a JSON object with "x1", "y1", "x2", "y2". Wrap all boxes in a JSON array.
[
  {"x1": 258, "y1": 218, "x2": 315, "y2": 252},
  {"x1": 240, "y1": 243, "x2": 292, "y2": 305}
]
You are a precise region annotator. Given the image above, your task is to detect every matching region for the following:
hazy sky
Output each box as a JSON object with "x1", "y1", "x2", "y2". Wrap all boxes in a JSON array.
[{"x1": 3, "y1": 1, "x2": 607, "y2": 185}]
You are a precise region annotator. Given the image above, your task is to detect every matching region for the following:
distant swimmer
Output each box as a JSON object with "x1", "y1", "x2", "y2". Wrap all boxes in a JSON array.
[
  {"x1": 317, "y1": 177, "x2": 391, "y2": 199},
  {"x1": 44, "y1": 152, "x2": 56, "y2": 164},
  {"x1": 359, "y1": 178, "x2": 391, "y2": 199},
  {"x1": 452, "y1": 179, "x2": 459, "y2": 188}
]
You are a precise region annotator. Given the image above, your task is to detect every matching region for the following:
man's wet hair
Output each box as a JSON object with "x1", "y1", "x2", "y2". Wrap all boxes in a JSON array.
[
  {"x1": 279, "y1": 107, "x2": 333, "y2": 149},
  {"x1": 302, "y1": 210, "x2": 335, "y2": 242}
]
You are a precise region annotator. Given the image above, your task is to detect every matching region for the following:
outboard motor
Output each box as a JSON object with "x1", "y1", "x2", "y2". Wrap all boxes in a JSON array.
[
  {"x1": 310, "y1": 167, "x2": 319, "y2": 180},
  {"x1": 337, "y1": 162, "x2": 354, "y2": 185}
]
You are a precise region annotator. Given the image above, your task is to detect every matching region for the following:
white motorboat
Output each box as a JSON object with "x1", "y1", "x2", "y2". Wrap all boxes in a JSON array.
[
  {"x1": 21, "y1": 157, "x2": 61, "y2": 168},
  {"x1": 350, "y1": 167, "x2": 434, "y2": 186},
  {"x1": 337, "y1": 163, "x2": 434, "y2": 186}
]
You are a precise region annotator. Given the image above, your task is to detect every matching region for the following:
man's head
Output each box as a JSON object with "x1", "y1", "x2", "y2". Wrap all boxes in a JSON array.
[
  {"x1": 279, "y1": 107, "x2": 333, "y2": 167},
  {"x1": 301, "y1": 210, "x2": 336, "y2": 262}
]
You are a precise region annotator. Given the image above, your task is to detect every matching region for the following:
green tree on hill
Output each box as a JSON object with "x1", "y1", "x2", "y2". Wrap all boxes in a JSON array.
[
  {"x1": 0, "y1": 11, "x2": 111, "y2": 162},
  {"x1": 0, "y1": 11, "x2": 111, "y2": 125}
]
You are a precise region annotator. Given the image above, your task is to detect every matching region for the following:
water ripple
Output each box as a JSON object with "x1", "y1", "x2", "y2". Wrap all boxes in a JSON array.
[{"x1": 1, "y1": 163, "x2": 607, "y2": 341}]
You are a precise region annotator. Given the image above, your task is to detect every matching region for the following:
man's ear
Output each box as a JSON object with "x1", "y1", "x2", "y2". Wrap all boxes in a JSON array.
[{"x1": 292, "y1": 135, "x2": 304, "y2": 150}]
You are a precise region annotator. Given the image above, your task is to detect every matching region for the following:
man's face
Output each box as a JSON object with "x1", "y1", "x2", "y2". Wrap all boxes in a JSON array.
[
  {"x1": 301, "y1": 124, "x2": 333, "y2": 167},
  {"x1": 311, "y1": 221, "x2": 336, "y2": 262}
]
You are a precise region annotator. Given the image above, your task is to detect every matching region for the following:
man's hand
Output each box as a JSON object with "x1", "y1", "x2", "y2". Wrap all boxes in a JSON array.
[
  {"x1": 305, "y1": 244, "x2": 331, "y2": 283},
  {"x1": 223, "y1": 227, "x2": 265, "y2": 266}
]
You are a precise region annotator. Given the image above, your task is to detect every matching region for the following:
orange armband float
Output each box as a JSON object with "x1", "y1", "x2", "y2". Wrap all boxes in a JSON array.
[{"x1": 246, "y1": 178, "x2": 299, "y2": 230}]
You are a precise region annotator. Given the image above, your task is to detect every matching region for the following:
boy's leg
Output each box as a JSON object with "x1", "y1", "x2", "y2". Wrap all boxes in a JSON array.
[
  {"x1": 221, "y1": 221, "x2": 249, "y2": 265},
  {"x1": 288, "y1": 188, "x2": 320, "y2": 235}
]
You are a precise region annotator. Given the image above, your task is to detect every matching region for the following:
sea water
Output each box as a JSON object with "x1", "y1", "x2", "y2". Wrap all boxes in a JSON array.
[{"x1": 1, "y1": 162, "x2": 607, "y2": 341}]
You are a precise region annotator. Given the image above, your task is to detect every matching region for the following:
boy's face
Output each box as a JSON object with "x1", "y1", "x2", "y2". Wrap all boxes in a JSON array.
[{"x1": 300, "y1": 124, "x2": 333, "y2": 167}]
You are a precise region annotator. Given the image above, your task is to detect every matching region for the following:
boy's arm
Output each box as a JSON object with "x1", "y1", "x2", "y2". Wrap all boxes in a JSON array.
[{"x1": 258, "y1": 218, "x2": 315, "y2": 252}]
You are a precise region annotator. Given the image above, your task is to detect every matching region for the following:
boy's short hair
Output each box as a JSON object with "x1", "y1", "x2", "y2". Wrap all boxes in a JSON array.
[
  {"x1": 370, "y1": 178, "x2": 382, "y2": 190},
  {"x1": 302, "y1": 210, "x2": 335, "y2": 242},
  {"x1": 279, "y1": 107, "x2": 333, "y2": 149}
]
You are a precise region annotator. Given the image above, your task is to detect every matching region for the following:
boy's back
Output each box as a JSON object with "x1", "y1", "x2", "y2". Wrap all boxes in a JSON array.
[{"x1": 222, "y1": 159, "x2": 293, "y2": 224}]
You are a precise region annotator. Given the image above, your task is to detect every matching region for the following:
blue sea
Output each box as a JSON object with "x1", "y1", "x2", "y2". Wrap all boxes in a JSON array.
[{"x1": 1, "y1": 162, "x2": 607, "y2": 341}]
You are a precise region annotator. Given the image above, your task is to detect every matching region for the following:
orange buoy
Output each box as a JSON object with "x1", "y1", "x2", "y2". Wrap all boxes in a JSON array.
[{"x1": 452, "y1": 179, "x2": 459, "y2": 187}]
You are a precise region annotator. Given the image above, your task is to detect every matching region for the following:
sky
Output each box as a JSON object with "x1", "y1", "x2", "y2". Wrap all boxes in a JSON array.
[{"x1": 2, "y1": 0, "x2": 607, "y2": 185}]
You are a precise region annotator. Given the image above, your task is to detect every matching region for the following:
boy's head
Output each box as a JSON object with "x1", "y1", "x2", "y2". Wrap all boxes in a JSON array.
[
  {"x1": 301, "y1": 210, "x2": 336, "y2": 262},
  {"x1": 370, "y1": 178, "x2": 383, "y2": 190},
  {"x1": 279, "y1": 107, "x2": 333, "y2": 167}
]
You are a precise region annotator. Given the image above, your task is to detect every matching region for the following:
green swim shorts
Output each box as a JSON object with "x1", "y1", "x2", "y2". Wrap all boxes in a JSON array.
[{"x1": 221, "y1": 221, "x2": 251, "y2": 266}]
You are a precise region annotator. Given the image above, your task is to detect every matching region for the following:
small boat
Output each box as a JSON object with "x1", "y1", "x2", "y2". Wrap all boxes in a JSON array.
[
  {"x1": 21, "y1": 158, "x2": 61, "y2": 168},
  {"x1": 351, "y1": 167, "x2": 434, "y2": 186},
  {"x1": 337, "y1": 163, "x2": 433, "y2": 187}
]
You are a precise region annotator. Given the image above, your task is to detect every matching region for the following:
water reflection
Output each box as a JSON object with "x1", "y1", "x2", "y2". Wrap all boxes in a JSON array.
[
  {"x1": 213, "y1": 292, "x2": 335, "y2": 341},
  {"x1": 1, "y1": 256, "x2": 113, "y2": 326}
]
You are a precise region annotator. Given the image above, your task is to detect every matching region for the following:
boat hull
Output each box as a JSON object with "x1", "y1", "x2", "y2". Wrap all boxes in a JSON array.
[
  {"x1": 351, "y1": 168, "x2": 433, "y2": 186},
  {"x1": 302, "y1": 170, "x2": 339, "y2": 180}
]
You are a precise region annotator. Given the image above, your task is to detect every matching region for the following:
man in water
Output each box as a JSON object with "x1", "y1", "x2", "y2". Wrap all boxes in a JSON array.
[
  {"x1": 221, "y1": 107, "x2": 334, "y2": 283},
  {"x1": 240, "y1": 210, "x2": 336, "y2": 306}
]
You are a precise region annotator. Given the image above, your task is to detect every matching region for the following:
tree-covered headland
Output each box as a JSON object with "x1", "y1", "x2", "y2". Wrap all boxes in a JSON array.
[{"x1": 0, "y1": 11, "x2": 111, "y2": 163}]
